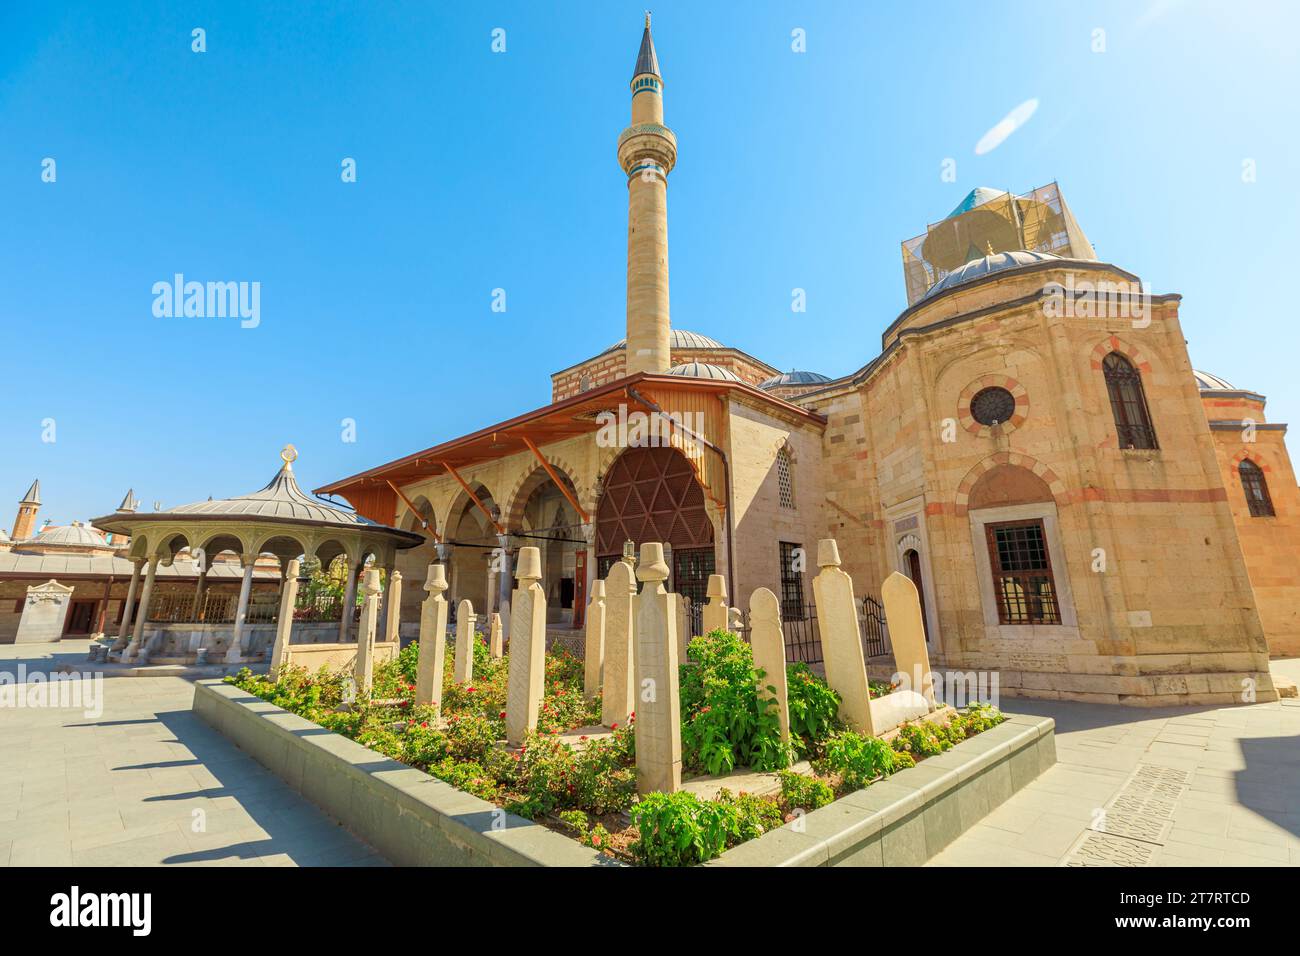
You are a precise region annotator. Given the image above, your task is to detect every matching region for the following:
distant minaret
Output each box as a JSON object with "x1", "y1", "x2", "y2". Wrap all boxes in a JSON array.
[
  {"x1": 116, "y1": 489, "x2": 139, "y2": 513},
  {"x1": 12, "y1": 480, "x2": 40, "y2": 541},
  {"x1": 618, "y1": 13, "x2": 676, "y2": 375}
]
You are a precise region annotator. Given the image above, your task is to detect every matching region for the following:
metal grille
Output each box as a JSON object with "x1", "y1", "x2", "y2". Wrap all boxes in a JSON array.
[
  {"x1": 1239, "y1": 460, "x2": 1275, "y2": 517},
  {"x1": 776, "y1": 449, "x2": 795, "y2": 509},
  {"x1": 145, "y1": 591, "x2": 277, "y2": 624},
  {"x1": 1103, "y1": 353, "x2": 1159, "y2": 450},
  {"x1": 672, "y1": 547, "x2": 714, "y2": 612},
  {"x1": 778, "y1": 542, "x2": 804, "y2": 618},
  {"x1": 970, "y1": 386, "x2": 1016, "y2": 426},
  {"x1": 767, "y1": 595, "x2": 889, "y2": 665},
  {"x1": 985, "y1": 520, "x2": 1060, "y2": 625}
]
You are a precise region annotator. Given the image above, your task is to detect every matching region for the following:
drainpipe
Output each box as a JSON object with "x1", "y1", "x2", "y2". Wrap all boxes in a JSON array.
[{"x1": 626, "y1": 385, "x2": 736, "y2": 603}]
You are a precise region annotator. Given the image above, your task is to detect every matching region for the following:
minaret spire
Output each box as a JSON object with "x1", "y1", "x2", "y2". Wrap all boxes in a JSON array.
[
  {"x1": 619, "y1": 13, "x2": 676, "y2": 375},
  {"x1": 12, "y1": 479, "x2": 40, "y2": 541}
]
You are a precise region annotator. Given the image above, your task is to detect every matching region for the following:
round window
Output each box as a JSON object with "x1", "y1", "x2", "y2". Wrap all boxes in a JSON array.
[{"x1": 970, "y1": 386, "x2": 1016, "y2": 426}]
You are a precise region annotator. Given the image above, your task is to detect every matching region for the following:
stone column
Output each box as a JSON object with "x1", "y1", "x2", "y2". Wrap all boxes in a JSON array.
[
  {"x1": 415, "y1": 564, "x2": 449, "y2": 711},
  {"x1": 882, "y1": 571, "x2": 936, "y2": 708},
  {"x1": 601, "y1": 561, "x2": 636, "y2": 728},
  {"x1": 488, "y1": 612, "x2": 503, "y2": 658},
  {"x1": 338, "y1": 559, "x2": 359, "y2": 643},
  {"x1": 749, "y1": 587, "x2": 790, "y2": 744},
  {"x1": 495, "y1": 534, "x2": 513, "y2": 640},
  {"x1": 378, "y1": 564, "x2": 395, "y2": 639},
  {"x1": 225, "y1": 554, "x2": 257, "y2": 664},
  {"x1": 702, "y1": 573, "x2": 728, "y2": 635},
  {"x1": 583, "y1": 579, "x2": 606, "y2": 699},
  {"x1": 124, "y1": 556, "x2": 159, "y2": 662},
  {"x1": 505, "y1": 546, "x2": 546, "y2": 747},
  {"x1": 92, "y1": 577, "x2": 112, "y2": 639},
  {"x1": 384, "y1": 570, "x2": 402, "y2": 645},
  {"x1": 355, "y1": 568, "x2": 381, "y2": 693},
  {"x1": 193, "y1": 566, "x2": 209, "y2": 622},
  {"x1": 269, "y1": 558, "x2": 301, "y2": 676},
  {"x1": 113, "y1": 559, "x2": 144, "y2": 651},
  {"x1": 811, "y1": 539, "x2": 874, "y2": 735},
  {"x1": 453, "y1": 599, "x2": 476, "y2": 684},
  {"x1": 634, "y1": 543, "x2": 682, "y2": 794}
]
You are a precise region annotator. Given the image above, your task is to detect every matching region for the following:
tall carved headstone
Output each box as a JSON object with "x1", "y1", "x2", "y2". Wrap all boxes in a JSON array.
[
  {"x1": 676, "y1": 595, "x2": 691, "y2": 665},
  {"x1": 15, "y1": 580, "x2": 74, "y2": 644},
  {"x1": 356, "y1": 568, "x2": 382, "y2": 693},
  {"x1": 634, "y1": 543, "x2": 682, "y2": 794},
  {"x1": 601, "y1": 560, "x2": 636, "y2": 728},
  {"x1": 415, "y1": 564, "x2": 449, "y2": 711},
  {"x1": 454, "y1": 599, "x2": 476, "y2": 684},
  {"x1": 384, "y1": 570, "x2": 402, "y2": 644},
  {"x1": 584, "y1": 579, "x2": 606, "y2": 699},
  {"x1": 488, "y1": 612, "x2": 503, "y2": 658},
  {"x1": 702, "y1": 573, "x2": 728, "y2": 635},
  {"x1": 882, "y1": 571, "x2": 936, "y2": 708},
  {"x1": 505, "y1": 547, "x2": 547, "y2": 746},
  {"x1": 748, "y1": 587, "x2": 790, "y2": 744},
  {"x1": 269, "y1": 558, "x2": 301, "y2": 677},
  {"x1": 811, "y1": 539, "x2": 874, "y2": 735}
]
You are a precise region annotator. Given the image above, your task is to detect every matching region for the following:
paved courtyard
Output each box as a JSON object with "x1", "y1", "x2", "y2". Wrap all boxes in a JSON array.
[
  {"x1": 929, "y1": 659, "x2": 1300, "y2": 867},
  {"x1": 0, "y1": 640, "x2": 384, "y2": 867}
]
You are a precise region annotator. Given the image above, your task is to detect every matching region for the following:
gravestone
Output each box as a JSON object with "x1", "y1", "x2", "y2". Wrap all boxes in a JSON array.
[
  {"x1": 601, "y1": 560, "x2": 636, "y2": 728},
  {"x1": 505, "y1": 547, "x2": 547, "y2": 746},
  {"x1": 584, "y1": 579, "x2": 605, "y2": 699},
  {"x1": 454, "y1": 599, "x2": 476, "y2": 684},
  {"x1": 811, "y1": 539, "x2": 874, "y2": 735},
  {"x1": 702, "y1": 574, "x2": 728, "y2": 635},
  {"x1": 488, "y1": 612, "x2": 503, "y2": 658},
  {"x1": 384, "y1": 570, "x2": 402, "y2": 644},
  {"x1": 748, "y1": 587, "x2": 790, "y2": 744},
  {"x1": 882, "y1": 571, "x2": 936, "y2": 708},
  {"x1": 269, "y1": 558, "x2": 302, "y2": 676},
  {"x1": 356, "y1": 569, "x2": 382, "y2": 693},
  {"x1": 415, "y1": 564, "x2": 449, "y2": 711},
  {"x1": 634, "y1": 543, "x2": 682, "y2": 794}
]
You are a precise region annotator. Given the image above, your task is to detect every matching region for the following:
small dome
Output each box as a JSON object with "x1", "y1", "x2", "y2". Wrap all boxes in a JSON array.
[
  {"x1": 945, "y1": 187, "x2": 1010, "y2": 219},
  {"x1": 603, "y1": 329, "x2": 725, "y2": 353},
  {"x1": 1193, "y1": 370, "x2": 1236, "y2": 391},
  {"x1": 666, "y1": 362, "x2": 742, "y2": 382},
  {"x1": 921, "y1": 250, "x2": 1067, "y2": 301},
  {"x1": 759, "y1": 370, "x2": 832, "y2": 390},
  {"x1": 27, "y1": 521, "x2": 110, "y2": 548},
  {"x1": 0, "y1": 528, "x2": 10, "y2": 543}
]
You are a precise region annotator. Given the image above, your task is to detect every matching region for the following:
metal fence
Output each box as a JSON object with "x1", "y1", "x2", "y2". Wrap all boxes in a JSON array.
[{"x1": 146, "y1": 591, "x2": 278, "y2": 625}]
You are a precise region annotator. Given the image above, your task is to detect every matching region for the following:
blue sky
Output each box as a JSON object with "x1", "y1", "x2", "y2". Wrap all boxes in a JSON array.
[{"x1": 2, "y1": 0, "x2": 1297, "y2": 526}]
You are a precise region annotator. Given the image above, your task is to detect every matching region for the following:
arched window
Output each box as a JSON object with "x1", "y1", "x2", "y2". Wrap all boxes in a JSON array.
[
  {"x1": 1102, "y1": 353, "x2": 1158, "y2": 449},
  {"x1": 1239, "y1": 460, "x2": 1275, "y2": 517},
  {"x1": 776, "y1": 447, "x2": 795, "y2": 509}
]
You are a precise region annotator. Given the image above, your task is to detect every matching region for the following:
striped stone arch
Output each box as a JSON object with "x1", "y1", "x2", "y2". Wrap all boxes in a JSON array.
[
  {"x1": 954, "y1": 452, "x2": 1068, "y2": 517},
  {"x1": 957, "y1": 374, "x2": 1029, "y2": 437},
  {"x1": 501, "y1": 453, "x2": 590, "y2": 531},
  {"x1": 1231, "y1": 449, "x2": 1272, "y2": 473},
  {"x1": 1089, "y1": 335, "x2": 1152, "y2": 373}
]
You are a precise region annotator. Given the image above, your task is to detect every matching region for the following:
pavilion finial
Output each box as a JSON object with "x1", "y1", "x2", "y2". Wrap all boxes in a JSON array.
[{"x1": 280, "y1": 444, "x2": 299, "y2": 470}]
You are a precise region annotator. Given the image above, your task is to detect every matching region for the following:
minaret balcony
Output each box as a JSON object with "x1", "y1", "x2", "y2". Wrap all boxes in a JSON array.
[{"x1": 617, "y1": 124, "x2": 677, "y2": 176}]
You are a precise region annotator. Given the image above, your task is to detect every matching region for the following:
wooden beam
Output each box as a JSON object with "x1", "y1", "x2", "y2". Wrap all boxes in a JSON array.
[
  {"x1": 520, "y1": 435, "x2": 590, "y2": 524},
  {"x1": 442, "y1": 462, "x2": 505, "y2": 535},
  {"x1": 385, "y1": 480, "x2": 441, "y2": 543}
]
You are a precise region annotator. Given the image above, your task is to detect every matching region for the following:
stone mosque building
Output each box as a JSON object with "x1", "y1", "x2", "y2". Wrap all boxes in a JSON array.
[{"x1": 315, "y1": 17, "x2": 1297, "y2": 705}]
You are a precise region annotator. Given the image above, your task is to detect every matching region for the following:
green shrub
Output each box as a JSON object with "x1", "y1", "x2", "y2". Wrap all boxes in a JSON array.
[
  {"x1": 714, "y1": 788, "x2": 783, "y2": 841},
  {"x1": 892, "y1": 720, "x2": 951, "y2": 758},
  {"x1": 679, "y1": 630, "x2": 793, "y2": 775},
  {"x1": 785, "y1": 662, "x2": 841, "y2": 755},
  {"x1": 815, "y1": 730, "x2": 913, "y2": 792},
  {"x1": 629, "y1": 791, "x2": 734, "y2": 867},
  {"x1": 777, "y1": 770, "x2": 835, "y2": 812}
]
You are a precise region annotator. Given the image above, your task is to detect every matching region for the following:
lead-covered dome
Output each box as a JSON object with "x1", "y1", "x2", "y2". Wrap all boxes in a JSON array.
[
  {"x1": 922, "y1": 250, "x2": 1067, "y2": 301},
  {"x1": 1192, "y1": 370, "x2": 1236, "y2": 391},
  {"x1": 759, "y1": 370, "x2": 831, "y2": 390},
  {"x1": 603, "y1": 329, "x2": 724, "y2": 353},
  {"x1": 25, "y1": 521, "x2": 110, "y2": 548},
  {"x1": 666, "y1": 362, "x2": 742, "y2": 382}
]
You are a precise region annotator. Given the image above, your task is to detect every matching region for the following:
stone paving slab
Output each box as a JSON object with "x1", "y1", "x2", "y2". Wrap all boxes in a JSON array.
[
  {"x1": 0, "y1": 640, "x2": 386, "y2": 867},
  {"x1": 929, "y1": 660, "x2": 1300, "y2": 868}
]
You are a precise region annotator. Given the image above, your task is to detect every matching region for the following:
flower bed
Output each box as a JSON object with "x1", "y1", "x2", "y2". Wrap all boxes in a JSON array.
[{"x1": 226, "y1": 629, "x2": 1005, "y2": 866}]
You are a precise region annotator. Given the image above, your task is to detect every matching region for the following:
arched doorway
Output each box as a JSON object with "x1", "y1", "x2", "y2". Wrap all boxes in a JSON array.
[{"x1": 596, "y1": 446, "x2": 715, "y2": 608}]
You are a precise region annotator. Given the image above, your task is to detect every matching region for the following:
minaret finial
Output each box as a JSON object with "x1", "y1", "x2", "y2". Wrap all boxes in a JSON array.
[
  {"x1": 280, "y1": 444, "x2": 299, "y2": 470},
  {"x1": 645, "y1": 11, "x2": 651, "y2": 29}
]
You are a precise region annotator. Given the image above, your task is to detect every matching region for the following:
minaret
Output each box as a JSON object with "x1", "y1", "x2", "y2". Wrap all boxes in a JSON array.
[
  {"x1": 618, "y1": 13, "x2": 676, "y2": 375},
  {"x1": 12, "y1": 479, "x2": 40, "y2": 541}
]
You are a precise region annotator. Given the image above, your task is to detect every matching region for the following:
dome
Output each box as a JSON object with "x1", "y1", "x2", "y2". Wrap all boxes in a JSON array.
[
  {"x1": 945, "y1": 187, "x2": 1010, "y2": 219},
  {"x1": 0, "y1": 528, "x2": 10, "y2": 544},
  {"x1": 27, "y1": 521, "x2": 110, "y2": 548},
  {"x1": 602, "y1": 329, "x2": 725, "y2": 353},
  {"x1": 1193, "y1": 370, "x2": 1236, "y2": 391},
  {"x1": 921, "y1": 250, "x2": 1067, "y2": 301},
  {"x1": 759, "y1": 370, "x2": 832, "y2": 390},
  {"x1": 666, "y1": 362, "x2": 742, "y2": 382},
  {"x1": 157, "y1": 462, "x2": 383, "y2": 528}
]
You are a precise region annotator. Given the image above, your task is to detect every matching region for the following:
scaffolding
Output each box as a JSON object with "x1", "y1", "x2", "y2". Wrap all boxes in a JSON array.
[{"x1": 901, "y1": 182, "x2": 1096, "y2": 306}]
